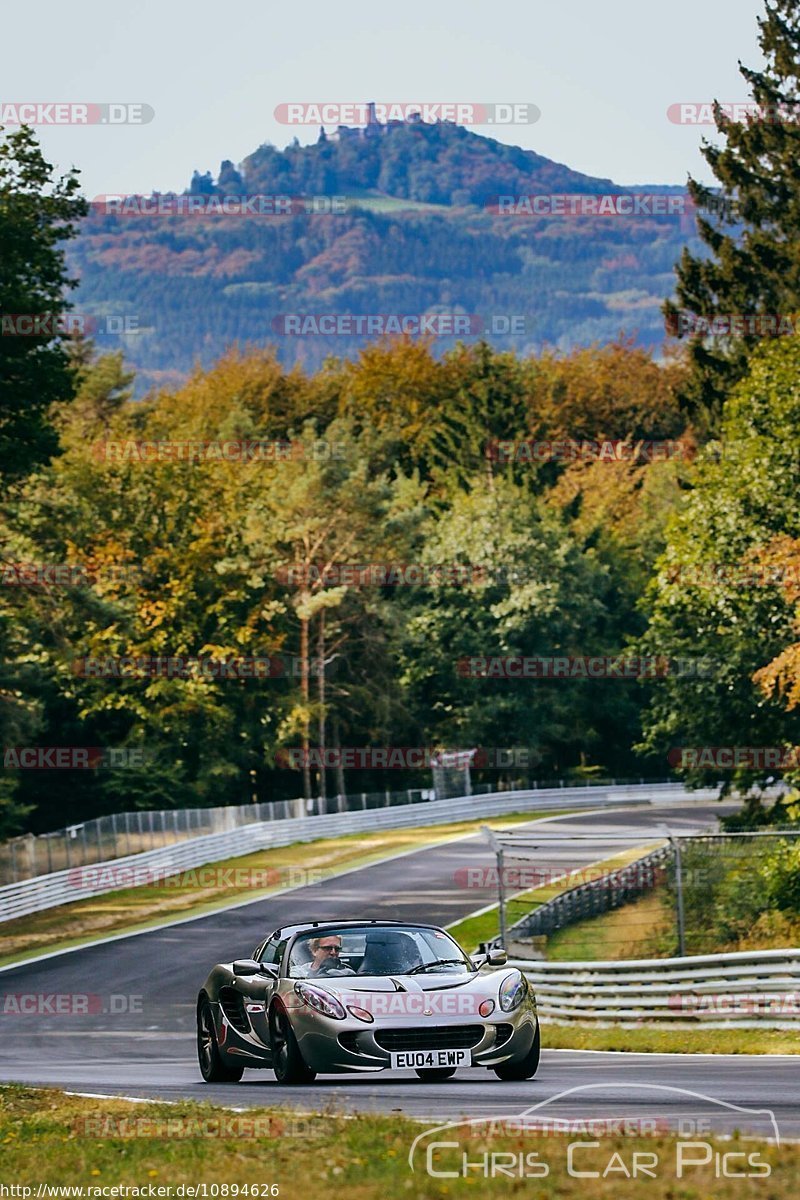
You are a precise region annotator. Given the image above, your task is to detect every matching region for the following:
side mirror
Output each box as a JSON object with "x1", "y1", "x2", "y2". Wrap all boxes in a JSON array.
[
  {"x1": 233, "y1": 958, "x2": 265, "y2": 975},
  {"x1": 487, "y1": 949, "x2": 508, "y2": 966}
]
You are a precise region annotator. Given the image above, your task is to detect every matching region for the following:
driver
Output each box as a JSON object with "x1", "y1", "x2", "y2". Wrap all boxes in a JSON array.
[{"x1": 307, "y1": 934, "x2": 355, "y2": 976}]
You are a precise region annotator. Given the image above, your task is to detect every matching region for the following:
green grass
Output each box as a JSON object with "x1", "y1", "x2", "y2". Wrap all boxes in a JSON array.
[
  {"x1": 546, "y1": 887, "x2": 676, "y2": 961},
  {"x1": 543, "y1": 1024, "x2": 800, "y2": 1055},
  {"x1": 343, "y1": 190, "x2": 451, "y2": 213},
  {"x1": 0, "y1": 809, "x2": 568, "y2": 967},
  {"x1": 1, "y1": 1085, "x2": 796, "y2": 1198},
  {"x1": 545, "y1": 883, "x2": 800, "y2": 961}
]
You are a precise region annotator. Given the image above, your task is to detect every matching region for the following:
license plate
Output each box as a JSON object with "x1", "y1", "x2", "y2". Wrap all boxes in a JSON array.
[{"x1": 390, "y1": 1048, "x2": 470, "y2": 1070}]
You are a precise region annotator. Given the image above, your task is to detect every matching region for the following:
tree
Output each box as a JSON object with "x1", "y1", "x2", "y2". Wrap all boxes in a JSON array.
[
  {"x1": 398, "y1": 475, "x2": 645, "y2": 780},
  {"x1": 0, "y1": 125, "x2": 87, "y2": 478},
  {"x1": 665, "y1": 1, "x2": 800, "y2": 425},
  {"x1": 639, "y1": 332, "x2": 800, "y2": 798}
]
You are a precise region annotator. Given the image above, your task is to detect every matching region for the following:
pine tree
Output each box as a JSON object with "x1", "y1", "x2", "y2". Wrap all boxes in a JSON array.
[
  {"x1": 0, "y1": 126, "x2": 87, "y2": 478},
  {"x1": 665, "y1": 0, "x2": 800, "y2": 426}
]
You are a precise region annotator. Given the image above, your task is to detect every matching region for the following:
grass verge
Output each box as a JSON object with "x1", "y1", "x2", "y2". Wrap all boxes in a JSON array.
[
  {"x1": 543, "y1": 1024, "x2": 800, "y2": 1055},
  {"x1": 0, "y1": 810, "x2": 567, "y2": 968},
  {"x1": 0, "y1": 1085, "x2": 796, "y2": 1197},
  {"x1": 545, "y1": 883, "x2": 800, "y2": 960},
  {"x1": 545, "y1": 888, "x2": 675, "y2": 961}
]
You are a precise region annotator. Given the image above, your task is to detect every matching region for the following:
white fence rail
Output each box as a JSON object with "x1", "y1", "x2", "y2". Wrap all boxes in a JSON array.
[
  {"x1": 0, "y1": 782, "x2": 712, "y2": 924},
  {"x1": 515, "y1": 948, "x2": 800, "y2": 1025}
]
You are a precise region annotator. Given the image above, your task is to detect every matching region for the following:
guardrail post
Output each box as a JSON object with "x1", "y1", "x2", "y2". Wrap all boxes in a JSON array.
[{"x1": 670, "y1": 834, "x2": 686, "y2": 956}]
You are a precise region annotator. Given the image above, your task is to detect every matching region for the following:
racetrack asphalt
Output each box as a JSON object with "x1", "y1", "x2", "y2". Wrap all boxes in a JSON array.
[{"x1": 1, "y1": 800, "x2": 796, "y2": 1136}]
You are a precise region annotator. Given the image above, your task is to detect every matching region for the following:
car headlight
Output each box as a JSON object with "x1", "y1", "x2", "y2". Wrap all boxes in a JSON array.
[
  {"x1": 294, "y1": 981, "x2": 346, "y2": 1020},
  {"x1": 498, "y1": 971, "x2": 527, "y2": 1012}
]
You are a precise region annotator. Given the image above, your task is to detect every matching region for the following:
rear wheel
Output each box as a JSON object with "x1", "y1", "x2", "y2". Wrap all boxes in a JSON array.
[
  {"x1": 415, "y1": 1067, "x2": 458, "y2": 1082},
  {"x1": 197, "y1": 999, "x2": 244, "y2": 1083},
  {"x1": 270, "y1": 1005, "x2": 316, "y2": 1085},
  {"x1": 493, "y1": 1022, "x2": 540, "y2": 1081}
]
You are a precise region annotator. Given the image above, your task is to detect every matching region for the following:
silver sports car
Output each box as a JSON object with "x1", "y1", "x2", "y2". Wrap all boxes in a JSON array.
[{"x1": 196, "y1": 919, "x2": 540, "y2": 1084}]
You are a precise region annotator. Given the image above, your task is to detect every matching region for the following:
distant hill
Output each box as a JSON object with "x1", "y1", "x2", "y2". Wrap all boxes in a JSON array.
[{"x1": 70, "y1": 118, "x2": 701, "y2": 395}]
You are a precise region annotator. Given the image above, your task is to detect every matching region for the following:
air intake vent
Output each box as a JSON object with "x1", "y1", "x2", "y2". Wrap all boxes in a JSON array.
[
  {"x1": 218, "y1": 987, "x2": 249, "y2": 1034},
  {"x1": 374, "y1": 1025, "x2": 483, "y2": 1052}
]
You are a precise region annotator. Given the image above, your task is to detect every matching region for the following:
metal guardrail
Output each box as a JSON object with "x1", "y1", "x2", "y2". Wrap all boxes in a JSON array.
[
  {"x1": 515, "y1": 948, "x2": 800, "y2": 1026},
  {"x1": 0, "y1": 781, "x2": 696, "y2": 924},
  {"x1": 0, "y1": 788, "x2": 439, "y2": 885},
  {"x1": 0, "y1": 776, "x2": 670, "y2": 885}
]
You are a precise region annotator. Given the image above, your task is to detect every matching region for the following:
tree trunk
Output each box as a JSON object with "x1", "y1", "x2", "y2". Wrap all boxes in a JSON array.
[
  {"x1": 299, "y1": 609, "x2": 311, "y2": 801},
  {"x1": 332, "y1": 714, "x2": 346, "y2": 799},
  {"x1": 317, "y1": 608, "x2": 326, "y2": 800}
]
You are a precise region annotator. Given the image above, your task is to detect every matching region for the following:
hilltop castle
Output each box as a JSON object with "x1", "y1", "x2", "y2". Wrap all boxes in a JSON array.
[{"x1": 319, "y1": 101, "x2": 426, "y2": 144}]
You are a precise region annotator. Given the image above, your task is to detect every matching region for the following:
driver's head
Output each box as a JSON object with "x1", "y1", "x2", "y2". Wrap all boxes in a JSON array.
[{"x1": 308, "y1": 934, "x2": 342, "y2": 971}]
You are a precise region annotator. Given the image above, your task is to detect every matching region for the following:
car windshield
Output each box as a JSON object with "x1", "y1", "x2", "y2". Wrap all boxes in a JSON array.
[{"x1": 287, "y1": 925, "x2": 475, "y2": 978}]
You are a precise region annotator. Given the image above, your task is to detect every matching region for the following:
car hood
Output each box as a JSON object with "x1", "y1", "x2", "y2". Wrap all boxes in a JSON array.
[{"x1": 314, "y1": 972, "x2": 495, "y2": 994}]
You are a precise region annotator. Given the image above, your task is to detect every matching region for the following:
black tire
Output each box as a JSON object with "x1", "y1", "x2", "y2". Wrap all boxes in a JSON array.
[
  {"x1": 270, "y1": 1004, "x2": 317, "y2": 1085},
  {"x1": 415, "y1": 1067, "x2": 458, "y2": 1082},
  {"x1": 197, "y1": 998, "x2": 244, "y2": 1083},
  {"x1": 493, "y1": 1022, "x2": 541, "y2": 1081}
]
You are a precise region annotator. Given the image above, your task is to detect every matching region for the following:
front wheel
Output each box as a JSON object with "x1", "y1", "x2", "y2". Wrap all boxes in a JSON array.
[
  {"x1": 270, "y1": 1005, "x2": 317, "y2": 1085},
  {"x1": 415, "y1": 1067, "x2": 457, "y2": 1082},
  {"x1": 493, "y1": 1022, "x2": 540, "y2": 1081},
  {"x1": 197, "y1": 999, "x2": 244, "y2": 1083}
]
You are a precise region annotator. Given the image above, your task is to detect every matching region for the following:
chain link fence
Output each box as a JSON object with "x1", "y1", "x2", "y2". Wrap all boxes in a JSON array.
[
  {"x1": 0, "y1": 774, "x2": 664, "y2": 886},
  {"x1": 0, "y1": 789, "x2": 437, "y2": 885},
  {"x1": 486, "y1": 828, "x2": 800, "y2": 960}
]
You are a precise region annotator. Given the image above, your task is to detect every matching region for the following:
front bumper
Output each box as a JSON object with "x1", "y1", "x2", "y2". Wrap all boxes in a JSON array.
[{"x1": 295, "y1": 1009, "x2": 538, "y2": 1073}]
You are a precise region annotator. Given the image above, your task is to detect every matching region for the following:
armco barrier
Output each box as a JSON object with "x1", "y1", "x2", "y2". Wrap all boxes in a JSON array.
[
  {"x1": 515, "y1": 948, "x2": 800, "y2": 1026},
  {"x1": 0, "y1": 782, "x2": 714, "y2": 924}
]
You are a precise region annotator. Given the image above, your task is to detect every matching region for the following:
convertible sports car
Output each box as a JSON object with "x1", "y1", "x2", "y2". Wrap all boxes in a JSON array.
[{"x1": 197, "y1": 919, "x2": 540, "y2": 1084}]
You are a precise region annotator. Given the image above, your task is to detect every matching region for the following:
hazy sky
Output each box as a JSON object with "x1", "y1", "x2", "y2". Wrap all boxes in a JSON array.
[{"x1": 2, "y1": 0, "x2": 768, "y2": 198}]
